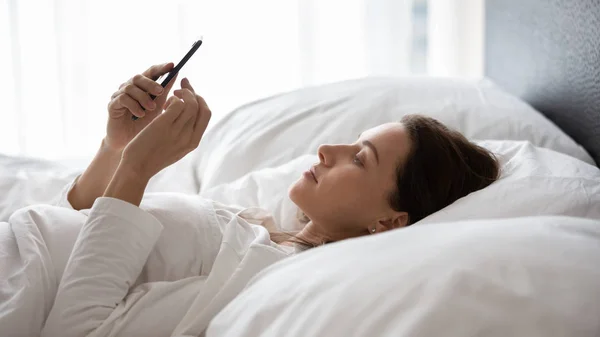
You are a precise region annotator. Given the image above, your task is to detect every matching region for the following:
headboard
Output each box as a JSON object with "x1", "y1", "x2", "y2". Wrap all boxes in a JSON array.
[{"x1": 485, "y1": 0, "x2": 600, "y2": 166}]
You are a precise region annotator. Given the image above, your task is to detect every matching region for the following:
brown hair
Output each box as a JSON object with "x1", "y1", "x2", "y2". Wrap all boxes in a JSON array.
[
  {"x1": 390, "y1": 114, "x2": 500, "y2": 225},
  {"x1": 273, "y1": 114, "x2": 500, "y2": 247}
]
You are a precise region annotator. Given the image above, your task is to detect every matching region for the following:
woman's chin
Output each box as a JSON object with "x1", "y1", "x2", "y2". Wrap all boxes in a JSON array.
[
  {"x1": 288, "y1": 178, "x2": 310, "y2": 208},
  {"x1": 288, "y1": 179, "x2": 301, "y2": 203}
]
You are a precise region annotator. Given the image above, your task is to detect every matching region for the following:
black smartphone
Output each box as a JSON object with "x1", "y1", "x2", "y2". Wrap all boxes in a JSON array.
[{"x1": 132, "y1": 38, "x2": 203, "y2": 120}]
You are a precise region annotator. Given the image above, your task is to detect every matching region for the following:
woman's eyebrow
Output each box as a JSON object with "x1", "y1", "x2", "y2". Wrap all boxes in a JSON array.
[{"x1": 362, "y1": 140, "x2": 379, "y2": 165}]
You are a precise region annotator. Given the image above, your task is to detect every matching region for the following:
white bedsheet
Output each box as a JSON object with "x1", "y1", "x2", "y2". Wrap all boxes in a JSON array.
[{"x1": 0, "y1": 152, "x2": 199, "y2": 222}]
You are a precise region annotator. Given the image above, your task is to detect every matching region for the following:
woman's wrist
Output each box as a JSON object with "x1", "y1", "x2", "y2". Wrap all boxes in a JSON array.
[
  {"x1": 67, "y1": 139, "x2": 125, "y2": 210},
  {"x1": 115, "y1": 163, "x2": 150, "y2": 186},
  {"x1": 99, "y1": 138, "x2": 125, "y2": 171},
  {"x1": 101, "y1": 137, "x2": 125, "y2": 155},
  {"x1": 103, "y1": 163, "x2": 150, "y2": 207}
]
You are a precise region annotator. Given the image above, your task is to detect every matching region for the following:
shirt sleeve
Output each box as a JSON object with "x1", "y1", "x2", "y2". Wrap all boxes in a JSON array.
[
  {"x1": 41, "y1": 197, "x2": 163, "y2": 337},
  {"x1": 52, "y1": 175, "x2": 81, "y2": 210}
]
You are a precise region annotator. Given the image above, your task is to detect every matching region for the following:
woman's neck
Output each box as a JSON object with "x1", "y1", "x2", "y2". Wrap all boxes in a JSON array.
[{"x1": 296, "y1": 221, "x2": 329, "y2": 246}]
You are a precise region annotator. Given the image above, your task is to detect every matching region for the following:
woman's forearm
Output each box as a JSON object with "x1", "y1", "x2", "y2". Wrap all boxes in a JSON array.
[
  {"x1": 103, "y1": 164, "x2": 149, "y2": 207},
  {"x1": 67, "y1": 139, "x2": 123, "y2": 210}
]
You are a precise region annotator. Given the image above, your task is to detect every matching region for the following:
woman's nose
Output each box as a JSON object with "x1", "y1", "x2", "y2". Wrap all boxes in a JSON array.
[
  {"x1": 317, "y1": 144, "x2": 333, "y2": 166},
  {"x1": 318, "y1": 144, "x2": 344, "y2": 166}
]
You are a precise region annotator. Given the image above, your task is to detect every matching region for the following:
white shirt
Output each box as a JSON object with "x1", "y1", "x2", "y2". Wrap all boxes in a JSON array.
[{"x1": 2, "y1": 177, "x2": 293, "y2": 337}]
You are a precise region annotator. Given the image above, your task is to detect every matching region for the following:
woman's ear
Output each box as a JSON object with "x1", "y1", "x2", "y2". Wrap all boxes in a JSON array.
[{"x1": 377, "y1": 212, "x2": 409, "y2": 232}]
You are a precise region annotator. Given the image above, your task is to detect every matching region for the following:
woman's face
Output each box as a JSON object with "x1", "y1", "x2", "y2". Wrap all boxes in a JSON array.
[{"x1": 289, "y1": 122, "x2": 412, "y2": 241}]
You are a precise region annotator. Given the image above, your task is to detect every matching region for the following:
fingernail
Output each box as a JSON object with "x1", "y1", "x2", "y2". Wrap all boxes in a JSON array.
[
  {"x1": 149, "y1": 102, "x2": 156, "y2": 109},
  {"x1": 155, "y1": 86, "x2": 163, "y2": 94}
]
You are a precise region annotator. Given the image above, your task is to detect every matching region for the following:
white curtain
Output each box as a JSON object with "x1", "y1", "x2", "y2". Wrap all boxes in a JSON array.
[
  {"x1": 1, "y1": 0, "x2": 482, "y2": 160},
  {"x1": 428, "y1": 0, "x2": 484, "y2": 77}
]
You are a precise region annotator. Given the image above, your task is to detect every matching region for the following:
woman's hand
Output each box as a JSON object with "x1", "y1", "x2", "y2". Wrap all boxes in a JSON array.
[
  {"x1": 119, "y1": 78, "x2": 211, "y2": 182},
  {"x1": 105, "y1": 63, "x2": 178, "y2": 151}
]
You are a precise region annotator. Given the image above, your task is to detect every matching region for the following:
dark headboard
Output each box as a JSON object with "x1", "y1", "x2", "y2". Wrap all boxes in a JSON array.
[{"x1": 485, "y1": 0, "x2": 600, "y2": 166}]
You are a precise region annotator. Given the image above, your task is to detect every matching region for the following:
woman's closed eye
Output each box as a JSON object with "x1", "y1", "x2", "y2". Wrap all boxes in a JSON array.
[{"x1": 353, "y1": 155, "x2": 364, "y2": 167}]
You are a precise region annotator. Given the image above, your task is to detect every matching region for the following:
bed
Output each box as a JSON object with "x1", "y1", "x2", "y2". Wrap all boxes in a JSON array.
[
  {"x1": 199, "y1": 1, "x2": 600, "y2": 336},
  {"x1": 1, "y1": 0, "x2": 599, "y2": 336}
]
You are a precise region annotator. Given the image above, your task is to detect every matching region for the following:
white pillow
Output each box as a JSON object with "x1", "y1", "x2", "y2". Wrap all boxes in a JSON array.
[
  {"x1": 420, "y1": 140, "x2": 600, "y2": 222},
  {"x1": 201, "y1": 154, "x2": 317, "y2": 231},
  {"x1": 207, "y1": 215, "x2": 600, "y2": 337},
  {"x1": 200, "y1": 140, "x2": 600, "y2": 231},
  {"x1": 194, "y1": 77, "x2": 594, "y2": 191}
]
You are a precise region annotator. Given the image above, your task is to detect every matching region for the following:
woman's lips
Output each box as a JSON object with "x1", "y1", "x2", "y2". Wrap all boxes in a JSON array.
[
  {"x1": 310, "y1": 167, "x2": 318, "y2": 183},
  {"x1": 303, "y1": 167, "x2": 318, "y2": 183}
]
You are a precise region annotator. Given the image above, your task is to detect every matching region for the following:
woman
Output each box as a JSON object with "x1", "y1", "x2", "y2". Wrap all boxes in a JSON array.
[{"x1": 36, "y1": 63, "x2": 499, "y2": 336}]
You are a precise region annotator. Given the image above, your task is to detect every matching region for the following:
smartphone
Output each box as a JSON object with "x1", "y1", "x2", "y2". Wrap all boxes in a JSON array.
[{"x1": 132, "y1": 38, "x2": 203, "y2": 120}]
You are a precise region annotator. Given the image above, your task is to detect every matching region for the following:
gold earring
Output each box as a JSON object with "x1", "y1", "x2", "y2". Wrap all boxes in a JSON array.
[{"x1": 370, "y1": 227, "x2": 376, "y2": 234}]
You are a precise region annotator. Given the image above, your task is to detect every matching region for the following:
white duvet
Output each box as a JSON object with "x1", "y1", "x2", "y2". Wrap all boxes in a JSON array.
[{"x1": 0, "y1": 183, "x2": 290, "y2": 337}]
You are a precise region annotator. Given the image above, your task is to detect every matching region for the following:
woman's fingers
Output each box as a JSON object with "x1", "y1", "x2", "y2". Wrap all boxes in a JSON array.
[
  {"x1": 132, "y1": 74, "x2": 164, "y2": 96},
  {"x1": 173, "y1": 88, "x2": 199, "y2": 130},
  {"x1": 142, "y1": 62, "x2": 174, "y2": 80},
  {"x1": 123, "y1": 83, "x2": 156, "y2": 111},
  {"x1": 191, "y1": 95, "x2": 211, "y2": 146},
  {"x1": 150, "y1": 66, "x2": 178, "y2": 113},
  {"x1": 159, "y1": 73, "x2": 178, "y2": 101},
  {"x1": 178, "y1": 78, "x2": 208, "y2": 126},
  {"x1": 110, "y1": 64, "x2": 172, "y2": 113},
  {"x1": 181, "y1": 77, "x2": 195, "y2": 93},
  {"x1": 161, "y1": 96, "x2": 186, "y2": 122},
  {"x1": 171, "y1": 82, "x2": 210, "y2": 150},
  {"x1": 113, "y1": 82, "x2": 128, "y2": 98},
  {"x1": 115, "y1": 93, "x2": 145, "y2": 118}
]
